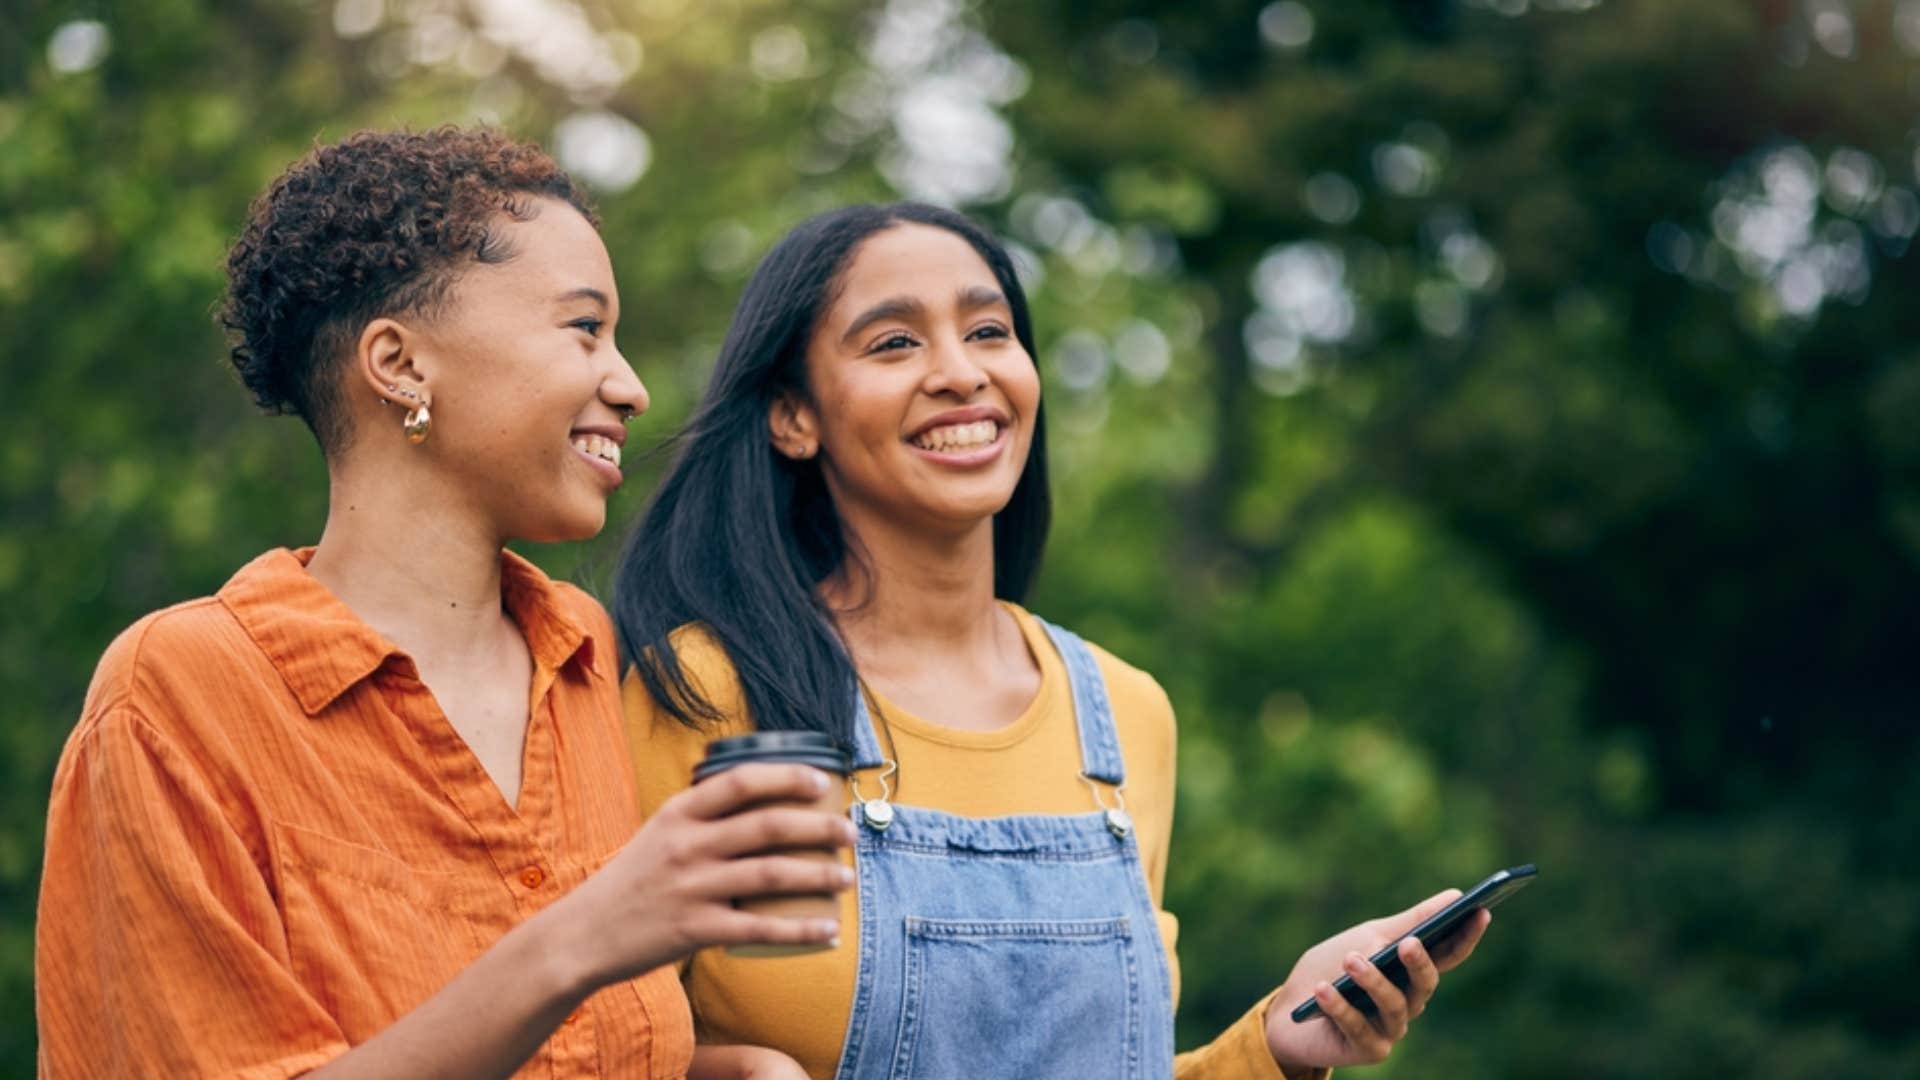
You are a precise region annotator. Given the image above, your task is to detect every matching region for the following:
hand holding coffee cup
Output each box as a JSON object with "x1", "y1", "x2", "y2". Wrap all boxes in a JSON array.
[
  {"x1": 693, "y1": 732, "x2": 854, "y2": 957},
  {"x1": 536, "y1": 759, "x2": 856, "y2": 989}
]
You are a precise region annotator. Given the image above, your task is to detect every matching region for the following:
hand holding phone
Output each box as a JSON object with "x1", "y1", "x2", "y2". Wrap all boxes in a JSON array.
[{"x1": 1289, "y1": 863, "x2": 1536, "y2": 1023}]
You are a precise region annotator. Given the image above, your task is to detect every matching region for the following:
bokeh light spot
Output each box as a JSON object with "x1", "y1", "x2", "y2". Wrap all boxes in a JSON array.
[
  {"x1": 554, "y1": 110, "x2": 652, "y2": 192},
  {"x1": 48, "y1": 20, "x2": 110, "y2": 74}
]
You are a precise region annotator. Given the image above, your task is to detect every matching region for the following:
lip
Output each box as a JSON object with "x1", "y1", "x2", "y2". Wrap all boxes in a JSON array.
[
  {"x1": 905, "y1": 411, "x2": 1011, "y2": 469},
  {"x1": 569, "y1": 422, "x2": 627, "y2": 447},
  {"x1": 569, "y1": 422, "x2": 626, "y2": 489},
  {"x1": 904, "y1": 405, "x2": 1011, "y2": 442}
]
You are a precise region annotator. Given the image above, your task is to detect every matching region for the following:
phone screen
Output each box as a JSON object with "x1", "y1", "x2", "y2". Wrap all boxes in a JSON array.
[{"x1": 1289, "y1": 863, "x2": 1536, "y2": 1024}]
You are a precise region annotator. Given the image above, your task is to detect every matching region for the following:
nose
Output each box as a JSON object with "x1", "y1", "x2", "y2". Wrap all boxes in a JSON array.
[
  {"x1": 603, "y1": 344, "x2": 650, "y2": 419},
  {"x1": 924, "y1": 333, "x2": 989, "y2": 398}
]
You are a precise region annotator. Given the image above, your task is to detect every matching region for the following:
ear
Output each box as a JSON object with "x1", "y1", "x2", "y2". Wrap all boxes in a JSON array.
[
  {"x1": 352, "y1": 316, "x2": 431, "y2": 408},
  {"x1": 768, "y1": 390, "x2": 820, "y2": 461}
]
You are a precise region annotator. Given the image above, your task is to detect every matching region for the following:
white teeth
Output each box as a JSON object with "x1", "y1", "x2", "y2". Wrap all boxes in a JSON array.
[
  {"x1": 570, "y1": 434, "x2": 622, "y2": 469},
  {"x1": 913, "y1": 419, "x2": 999, "y2": 452}
]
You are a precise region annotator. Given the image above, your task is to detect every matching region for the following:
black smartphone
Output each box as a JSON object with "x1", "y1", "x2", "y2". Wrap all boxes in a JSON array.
[{"x1": 1289, "y1": 863, "x2": 1537, "y2": 1023}]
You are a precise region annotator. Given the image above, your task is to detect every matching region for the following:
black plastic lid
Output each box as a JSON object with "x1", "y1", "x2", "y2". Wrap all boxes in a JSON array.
[{"x1": 693, "y1": 730, "x2": 850, "y2": 782}]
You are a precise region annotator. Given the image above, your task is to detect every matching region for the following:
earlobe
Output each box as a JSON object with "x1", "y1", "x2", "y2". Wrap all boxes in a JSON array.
[{"x1": 768, "y1": 392, "x2": 819, "y2": 461}]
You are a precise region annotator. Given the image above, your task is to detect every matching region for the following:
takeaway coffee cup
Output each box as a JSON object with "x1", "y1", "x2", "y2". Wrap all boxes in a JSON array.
[{"x1": 693, "y1": 731, "x2": 851, "y2": 957}]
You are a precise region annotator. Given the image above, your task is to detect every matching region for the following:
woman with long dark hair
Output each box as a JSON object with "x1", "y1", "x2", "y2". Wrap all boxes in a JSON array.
[
  {"x1": 37, "y1": 128, "x2": 846, "y2": 1079},
  {"x1": 615, "y1": 203, "x2": 1490, "y2": 1079}
]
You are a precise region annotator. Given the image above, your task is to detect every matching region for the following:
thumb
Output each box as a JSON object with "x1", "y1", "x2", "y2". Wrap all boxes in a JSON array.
[{"x1": 1377, "y1": 888, "x2": 1463, "y2": 938}]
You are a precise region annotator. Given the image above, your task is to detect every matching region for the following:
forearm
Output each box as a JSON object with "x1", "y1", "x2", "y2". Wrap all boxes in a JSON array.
[
  {"x1": 1172, "y1": 991, "x2": 1304, "y2": 1080},
  {"x1": 304, "y1": 903, "x2": 596, "y2": 1080}
]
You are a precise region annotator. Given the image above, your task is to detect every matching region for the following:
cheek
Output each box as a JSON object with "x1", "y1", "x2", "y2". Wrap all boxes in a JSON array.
[
  {"x1": 818, "y1": 376, "x2": 908, "y2": 451},
  {"x1": 1002, "y1": 352, "x2": 1043, "y2": 416}
]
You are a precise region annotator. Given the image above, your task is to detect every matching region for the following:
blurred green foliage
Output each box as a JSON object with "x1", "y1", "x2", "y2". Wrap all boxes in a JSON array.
[{"x1": 4, "y1": 1, "x2": 1918, "y2": 1076}]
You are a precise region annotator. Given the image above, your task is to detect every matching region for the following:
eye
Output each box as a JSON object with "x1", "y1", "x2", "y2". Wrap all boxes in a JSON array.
[
  {"x1": 865, "y1": 331, "x2": 920, "y2": 355},
  {"x1": 967, "y1": 322, "x2": 1011, "y2": 342},
  {"x1": 569, "y1": 318, "x2": 604, "y2": 338}
]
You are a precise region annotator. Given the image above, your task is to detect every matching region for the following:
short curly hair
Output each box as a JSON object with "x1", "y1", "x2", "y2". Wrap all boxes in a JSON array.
[{"x1": 221, "y1": 126, "x2": 597, "y2": 451}]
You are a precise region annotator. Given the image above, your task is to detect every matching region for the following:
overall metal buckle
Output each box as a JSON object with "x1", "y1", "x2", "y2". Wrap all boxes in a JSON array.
[
  {"x1": 1081, "y1": 772, "x2": 1133, "y2": 839},
  {"x1": 850, "y1": 759, "x2": 899, "y2": 831}
]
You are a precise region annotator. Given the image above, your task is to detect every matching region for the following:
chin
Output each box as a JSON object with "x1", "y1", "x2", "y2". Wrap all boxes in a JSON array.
[
  {"x1": 511, "y1": 503, "x2": 609, "y2": 545},
  {"x1": 918, "y1": 494, "x2": 1017, "y2": 531}
]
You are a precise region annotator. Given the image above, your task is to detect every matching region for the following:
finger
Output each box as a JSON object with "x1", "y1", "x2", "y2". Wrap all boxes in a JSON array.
[
  {"x1": 697, "y1": 853, "x2": 856, "y2": 902},
  {"x1": 1342, "y1": 951, "x2": 1410, "y2": 1041},
  {"x1": 1397, "y1": 936, "x2": 1440, "y2": 1017},
  {"x1": 1313, "y1": 981, "x2": 1390, "y2": 1065},
  {"x1": 678, "y1": 764, "x2": 834, "y2": 820},
  {"x1": 1430, "y1": 908, "x2": 1491, "y2": 972},
  {"x1": 1376, "y1": 888, "x2": 1463, "y2": 941},
  {"x1": 702, "y1": 805, "x2": 858, "y2": 859},
  {"x1": 688, "y1": 907, "x2": 842, "y2": 950}
]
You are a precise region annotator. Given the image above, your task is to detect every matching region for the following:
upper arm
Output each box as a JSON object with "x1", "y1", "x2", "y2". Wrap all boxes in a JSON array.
[{"x1": 37, "y1": 709, "x2": 348, "y2": 1077}]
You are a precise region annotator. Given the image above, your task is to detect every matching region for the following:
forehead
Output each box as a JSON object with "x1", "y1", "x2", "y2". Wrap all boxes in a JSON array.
[
  {"x1": 466, "y1": 197, "x2": 614, "y2": 293},
  {"x1": 831, "y1": 223, "x2": 1000, "y2": 309}
]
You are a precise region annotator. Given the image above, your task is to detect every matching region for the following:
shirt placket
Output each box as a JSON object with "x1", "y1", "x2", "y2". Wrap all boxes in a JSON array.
[{"x1": 391, "y1": 668, "x2": 599, "y2": 1076}]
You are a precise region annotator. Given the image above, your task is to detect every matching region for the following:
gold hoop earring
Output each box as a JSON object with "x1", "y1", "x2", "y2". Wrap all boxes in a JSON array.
[{"x1": 403, "y1": 402, "x2": 432, "y2": 444}]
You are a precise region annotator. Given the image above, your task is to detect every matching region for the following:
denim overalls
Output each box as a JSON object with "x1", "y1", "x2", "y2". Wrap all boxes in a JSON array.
[{"x1": 832, "y1": 620, "x2": 1177, "y2": 1080}]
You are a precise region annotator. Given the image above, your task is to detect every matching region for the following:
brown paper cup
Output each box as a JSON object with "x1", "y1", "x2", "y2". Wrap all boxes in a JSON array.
[{"x1": 693, "y1": 732, "x2": 851, "y2": 958}]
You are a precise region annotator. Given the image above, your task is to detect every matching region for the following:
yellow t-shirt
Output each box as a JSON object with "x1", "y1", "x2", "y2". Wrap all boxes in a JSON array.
[{"x1": 624, "y1": 604, "x2": 1301, "y2": 1080}]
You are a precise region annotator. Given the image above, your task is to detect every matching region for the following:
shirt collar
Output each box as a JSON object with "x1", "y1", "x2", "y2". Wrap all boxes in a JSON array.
[{"x1": 219, "y1": 547, "x2": 597, "y2": 716}]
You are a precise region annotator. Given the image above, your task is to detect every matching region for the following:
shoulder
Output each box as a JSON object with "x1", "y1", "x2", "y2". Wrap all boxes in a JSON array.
[
  {"x1": 1016, "y1": 609, "x2": 1179, "y2": 790},
  {"x1": 58, "y1": 604, "x2": 241, "y2": 817},
  {"x1": 662, "y1": 621, "x2": 739, "y2": 676},
  {"x1": 1081, "y1": 636, "x2": 1178, "y2": 778},
  {"x1": 620, "y1": 622, "x2": 754, "y2": 738},
  {"x1": 81, "y1": 597, "x2": 251, "y2": 734},
  {"x1": 631, "y1": 623, "x2": 750, "y2": 707},
  {"x1": 1013, "y1": 607, "x2": 1176, "y2": 733},
  {"x1": 1082, "y1": 638, "x2": 1176, "y2": 727}
]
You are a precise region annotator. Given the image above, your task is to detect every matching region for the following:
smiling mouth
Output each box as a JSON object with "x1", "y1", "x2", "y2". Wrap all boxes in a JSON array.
[
  {"x1": 910, "y1": 419, "x2": 1001, "y2": 453},
  {"x1": 571, "y1": 433, "x2": 622, "y2": 469}
]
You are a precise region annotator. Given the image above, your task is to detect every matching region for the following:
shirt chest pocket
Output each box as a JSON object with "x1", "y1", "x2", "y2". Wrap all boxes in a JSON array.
[
  {"x1": 890, "y1": 916, "x2": 1144, "y2": 1080},
  {"x1": 271, "y1": 822, "x2": 490, "y2": 1042}
]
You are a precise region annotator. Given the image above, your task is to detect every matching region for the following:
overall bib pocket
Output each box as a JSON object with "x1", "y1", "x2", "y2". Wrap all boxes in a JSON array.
[{"x1": 891, "y1": 916, "x2": 1142, "y2": 1080}]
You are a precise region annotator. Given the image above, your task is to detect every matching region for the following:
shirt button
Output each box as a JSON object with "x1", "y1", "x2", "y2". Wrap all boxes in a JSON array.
[{"x1": 519, "y1": 866, "x2": 545, "y2": 889}]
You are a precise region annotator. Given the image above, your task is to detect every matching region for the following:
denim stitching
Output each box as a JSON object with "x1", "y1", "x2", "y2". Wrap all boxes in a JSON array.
[{"x1": 906, "y1": 917, "x2": 1132, "y2": 941}]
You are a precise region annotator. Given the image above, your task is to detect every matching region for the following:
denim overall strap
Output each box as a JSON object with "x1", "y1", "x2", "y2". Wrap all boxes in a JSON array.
[
  {"x1": 846, "y1": 685, "x2": 889, "y2": 772},
  {"x1": 832, "y1": 619, "x2": 1177, "y2": 1080},
  {"x1": 1036, "y1": 619, "x2": 1128, "y2": 787}
]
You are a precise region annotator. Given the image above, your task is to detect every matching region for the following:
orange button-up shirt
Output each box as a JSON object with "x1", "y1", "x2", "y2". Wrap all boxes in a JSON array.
[{"x1": 37, "y1": 548, "x2": 693, "y2": 1079}]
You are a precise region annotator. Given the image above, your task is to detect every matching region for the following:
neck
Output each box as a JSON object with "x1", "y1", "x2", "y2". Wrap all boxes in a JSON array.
[
  {"x1": 824, "y1": 511, "x2": 1004, "y2": 677},
  {"x1": 304, "y1": 455, "x2": 511, "y2": 662}
]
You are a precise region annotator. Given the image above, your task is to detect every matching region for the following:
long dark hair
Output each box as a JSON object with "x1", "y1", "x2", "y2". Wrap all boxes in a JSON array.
[{"x1": 612, "y1": 203, "x2": 1050, "y2": 747}]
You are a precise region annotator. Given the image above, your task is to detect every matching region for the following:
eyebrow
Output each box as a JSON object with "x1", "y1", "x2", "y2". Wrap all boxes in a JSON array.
[
  {"x1": 555, "y1": 286, "x2": 611, "y2": 309},
  {"x1": 841, "y1": 296, "x2": 923, "y2": 344},
  {"x1": 840, "y1": 286, "x2": 1009, "y2": 344},
  {"x1": 956, "y1": 284, "x2": 1006, "y2": 313}
]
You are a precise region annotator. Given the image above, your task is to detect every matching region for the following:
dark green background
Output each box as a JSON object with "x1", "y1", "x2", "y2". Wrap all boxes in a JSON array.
[{"x1": 5, "y1": 1, "x2": 1917, "y2": 1075}]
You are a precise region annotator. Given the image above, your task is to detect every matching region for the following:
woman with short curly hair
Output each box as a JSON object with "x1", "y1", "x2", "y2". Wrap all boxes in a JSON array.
[{"x1": 36, "y1": 127, "x2": 841, "y2": 1079}]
